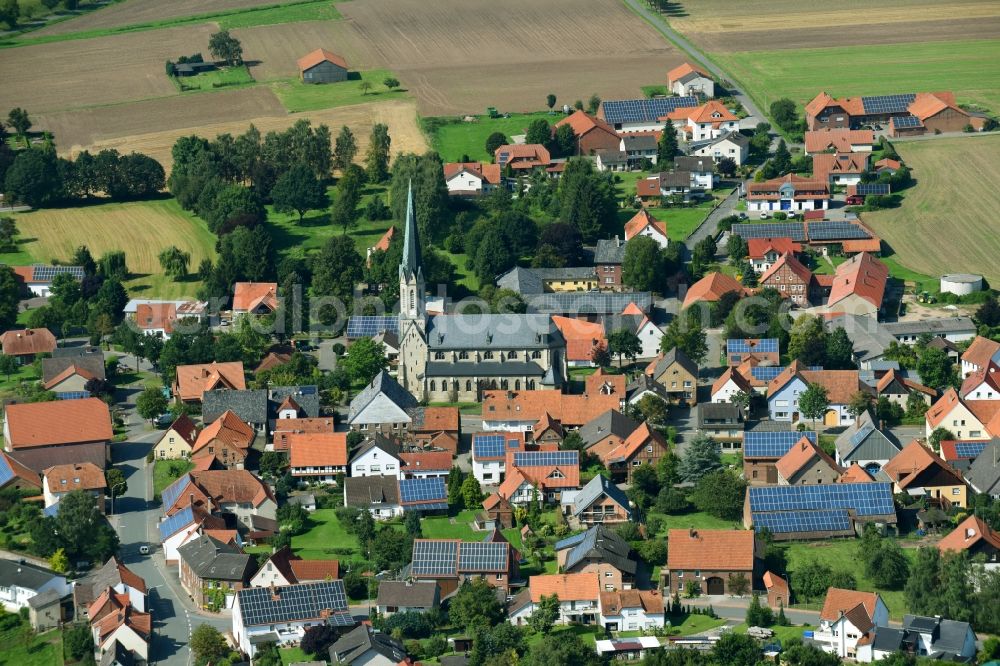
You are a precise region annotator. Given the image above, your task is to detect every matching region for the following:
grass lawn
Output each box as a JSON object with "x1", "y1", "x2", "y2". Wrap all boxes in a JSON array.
[
  {"x1": 279, "y1": 647, "x2": 311, "y2": 666},
  {"x1": 427, "y1": 402, "x2": 481, "y2": 415},
  {"x1": 711, "y1": 39, "x2": 1000, "y2": 116},
  {"x1": 153, "y1": 459, "x2": 194, "y2": 497},
  {"x1": 879, "y1": 254, "x2": 937, "y2": 293},
  {"x1": 731, "y1": 622, "x2": 813, "y2": 643},
  {"x1": 645, "y1": 197, "x2": 722, "y2": 242},
  {"x1": 641, "y1": 85, "x2": 669, "y2": 98},
  {"x1": 269, "y1": 71, "x2": 407, "y2": 112},
  {"x1": 668, "y1": 613, "x2": 727, "y2": 636},
  {"x1": 440, "y1": 250, "x2": 477, "y2": 291},
  {"x1": 420, "y1": 510, "x2": 480, "y2": 540},
  {"x1": 0, "y1": 623, "x2": 62, "y2": 666},
  {"x1": 290, "y1": 508, "x2": 362, "y2": 560},
  {"x1": 613, "y1": 171, "x2": 647, "y2": 203},
  {"x1": 525, "y1": 623, "x2": 601, "y2": 647},
  {"x1": 426, "y1": 112, "x2": 554, "y2": 162},
  {"x1": 174, "y1": 66, "x2": 255, "y2": 92},
  {"x1": 647, "y1": 510, "x2": 743, "y2": 537}
]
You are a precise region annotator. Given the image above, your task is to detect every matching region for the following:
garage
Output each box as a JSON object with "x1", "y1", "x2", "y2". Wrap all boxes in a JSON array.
[{"x1": 705, "y1": 577, "x2": 725, "y2": 595}]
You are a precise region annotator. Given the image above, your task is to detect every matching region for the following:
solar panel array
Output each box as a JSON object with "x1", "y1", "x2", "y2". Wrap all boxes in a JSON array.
[
  {"x1": 861, "y1": 94, "x2": 915, "y2": 115},
  {"x1": 473, "y1": 434, "x2": 505, "y2": 459},
  {"x1": 954, "y1": 441, "x2": 989, "y2": 459},
  {"x1": 748, "y1": 483, "x2": 894, "y2": 517},
  {"x1": 30, "y1": 265, "x2": 85, "y2": 281},
  {"x1": 727, "y1": 338, "x2": 778, "y2": 354},
  {"x1": 44, "y1": 503, "x2": 59, "y2": 517},
  {"x1": 161, "y1": 475, "x2": 190, "y2": 509},
  {"x1": 0, "y1": 456, "x2": 13, "y2": 487},
  {"x1": 752, "y1": 509, "x2": 853, "y2": 534},
  {"x1": 808, "y1": 222, "x2": 871, "y2": 241},
  {"x1": 457, "y1": 542, "x2": 508, "y2": 572},
  {"x1": 744, "y1": 431, "x2": 818, "y2": 458},
  {"x1": 731, "y1": 223, "x2": 807, "y2": 241},
  {"x1": 850, "y1": 422, "x2": 877, "y2": 449},
  {"x1": 512, "y1": 451, "x2": 578, "y2": 467},
  {"x1": 601, "y1": 96, "x2": 699, "y2": 125},
  {"x1": 346, "y1": 316, "x2": 398, "y2": 339},
  {"x1": 399, "y1": 477, "x2": 447, "y2": 504},
  {"x1": 411, "y1": 540, "x2": 459, "y2": 576},
  {"x1": 237, "y1": 581, "x2": 351, "y2": 627},
  {"x1": 856, "y1": 183, "x2": 890, "y2": 196},
  {"x1": 159, "y1": 506, "x2": 195, "y2": 540},
  {"x1": 527, "y1": 291, "x2": 651, "y2": 315},
  {"x1": 892, "y1": 115, "x2": 922, "y2": 128}
]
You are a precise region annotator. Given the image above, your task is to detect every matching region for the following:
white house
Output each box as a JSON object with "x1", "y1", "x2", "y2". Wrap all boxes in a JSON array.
[
  {"x1": 665, "y1": 101, "x2": 739, "y2": 142},
  {"x1": 675, "y1": 156, "x2": 716, "y2": 190},
  {"x1": 288, "y1": 432, "x2": 348, "y2": 485},
  {"x1": 232, "y1": 581, "x2": 354, "y2": 657},
  {"x1": 598, "y1": 589, "x2": 666, "y2": 632},
  {"x1": 689, "y1": 131, "x2": 749, "y2": 166},
  {"x1": 856, "y1": 615, "x2": 977, "y2": 663},
  {"x1": 76, "y1": 556, "x2": 148, "y2": 615},
  {"x1": 346, "y1": 371, "x2": 417, "y2": 434},
  {"x1": 768, "y1": 365, "x2": 862, "y2": 427},
  {"x1": 92, "y1": 610, "x2": 151, "y2": 663},
  {"x1": 498, "y1": 469, "x2": 542, "y2": 507},
  {"x1": 925, "y1": 388, "x2": 992, "y2": 440},
  {"x1": 667, "y1": 62, "x2": 715, "y2": 98},
  {"x1": 0, "y1": 560, "x2": 70, "y2": 612},
  {"x1": 747, "y1": 174, "x2": 830, "y2": 214},
  {"x1": 960, "y1": 336, "x2": 1000, "y2": 379},
  {"x1": 443, "y1": 162, "x2": 501, "y2": 197},
  {"x1": 349, "y1": 438, "x2": 402, "y2": 479},
  {"x1": 158, "y1": 505, "x2": 231, "y2": 564},
  {"x1": 329, "y1": 625, "x2": 408, "y2": 665},
  {"x1": 42, "y1": 462, "x2": 106, "y2": 511},
  {"x1": 813, "y1": 589, "x2": 889, "y2": 660},
  {"x1": 343, "y1": 476, "x2": 403, "y2": 520},
  {"x1": 472, "y1": 432, "x2": 523, "y2": 484},
  {"x1": 624, "y1": 209, "x2": 669, "y2": 249},
  {"x1": 509, "y1": 573, "x2": 601, "y2": 626},
  {"x1": 959, "y1": 363, "x2": 1000, "y2": 400},
  {"x1": 711, "y1": 368, "x2": 754, "y2": 404}
]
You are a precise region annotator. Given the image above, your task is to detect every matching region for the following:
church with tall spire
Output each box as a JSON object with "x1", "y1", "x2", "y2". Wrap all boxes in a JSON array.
[{"x1": 395, "y1": 183, "x2": 567, "y2": 403}]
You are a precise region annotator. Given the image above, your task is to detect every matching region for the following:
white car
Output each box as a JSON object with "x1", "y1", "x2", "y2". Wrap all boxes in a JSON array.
[{"x1": 138, "y1": 545, "x2": 150, "y2": 555}]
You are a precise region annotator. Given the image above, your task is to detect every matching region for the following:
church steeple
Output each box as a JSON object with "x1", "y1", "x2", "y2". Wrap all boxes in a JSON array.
[{"x1": 399, "y1": 180, "x2": 422, "y2": 282}]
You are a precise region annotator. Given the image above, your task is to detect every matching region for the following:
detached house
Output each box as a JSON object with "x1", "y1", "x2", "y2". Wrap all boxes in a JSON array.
[
  {"x1": 41, "y1": 354, "x2": 106, "y2": 399},
  {"x1": 664, "y1": 529, "x2": 757, "y2": 596},
  {"x1": 877, "y1": 369, "x2": 935, "y2": 407},
  {"x1": 698, "y1": 403, "x2": 745, "y2": 450},
  {"x1": 624, "y1": 209, "x2": 669, "y2": 248},
  {"x1": 937, "y1": 514, "x2": 1000, "y2": 564},
  {"x1": 43, "y1": 462, "x2": 106, "y2": 512},
  {"x1": 681, "y1": 271, "x2": 746, "y2": 310},
  {"x1": 594, "y1": 237, "x2": 627, "y2": 290},
  {"x1": 91, "y1": 604, "x2": 151, "y2": 664},
  {"x1": 232, "y1": 282, "x2": 279, "y2": 316},
  {"x1": 494, "y1": 144, "x2": 552, "y2": 172},
  {"x1": 599, "y1": 589, "x2": 665, "y2": 632},
  {"x1": 562, "y1": 474, "x2": 633, "y2": 527},
  {"x1": 689, "y1": 131, "x2": 749, "y2": 166},
  {"x1": 966, "y1": 440, "x2": 1000, "y2": 499},
  {"x1": 834, "y1": 411, "x2": 902, "y2": 474},
  {"x1": 443, "y1": 162, "x2": 501, "y2": 196},
  {"x1": 960, "y1": 335, "x2": 1000, "y2": 378},
  {"x1": 767, "y1": 361, "x2": 867, "y2": 427},
  {"x1": 0, "y1": 559, "x2": 71, "y2": 616},
  {"x1": 759, "y1": 253, "x2": 815, "y2": 307},
  {"x1": 409, "y1": 538, "x2": 518, "y2": 598},
  {"x1": 711, "y1": 367, "x2": 754, "y2": 404},
  {"x1": 664, "y1": 101, "x2": 739, "y2": 142},
  {"x1": 667, "y1": 62, "x2": 714, "y2": 97},
  {"x1": 555, "y1": 525, "x2": 636, "y2": 590},
  {"x1": 814, "y1": 588, "x2": 889, "y2": 660},
  {"x1": 578, "y1": 410, "x2": 641, "y2": 460},
  {"x1": 812, "y1": 152, "x2": 869, "y2": 186},
  {"x1": 375, "y1": 581, "x2": 439, "y2": 618},
  {"x1": 288, "y1": 432, "x2": 348, "y2": 484},
  {"x1": 0, "y1": 328, "x2": 56, "y2": 363},
  {"x1": 645, "y1": 347, "x2": 698, "y2": 406},
  {"x1": 349, "y1": 437, "x2": 402, "y2": 479},
  {"x1": 153, "y1": 414, "x2": 200, "y2": 460},
  {"x1": 172, "y1": 361, "x2": 246, "y2": 404},
  {"x1": 726, "y1": 338, "x2": 780, "y2": 367},
  {"x1": 11, "y1": 264, "x2": 84, "y2": 297},
  {"x1": 804, "y1": 129, "x2": 876, "y2": 155},
  {"x1": 509, "y1": 573, "x2": 600, "y2": 626},
  {"x1": 329, "y1": 625, "x2": 408, "y2": 665},
  {"x1": 3, "y1": 398, "x2": 112, "y2": 472},
  {"x1": 177, "y1": 534, "x2": 255, "y2": 609},
  {"x1": 746, "y1": 174, "x2": 830, "y2": 215},
  {"x1": 925, "y1": 387, "x2": 1000, "y2": 440},
  {"x1": 882, "y1": 440, "x2": 968, "y2": 508}
]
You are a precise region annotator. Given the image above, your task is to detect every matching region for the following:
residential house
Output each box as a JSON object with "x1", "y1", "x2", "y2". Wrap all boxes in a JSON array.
[
  {"x1": 288, "y1": 432, "x2": 348, "y2": 484},
  {"x1": 834, "y1": 411, "x2": 903, "y2": 474},
  {"x1": 494, "y1": 143, "x2": 552, "y2": 172},
  {"x1": 824, "y1": 252, "x2": 889, "y2": 319},
  {"x1": 858, "y1": 615, "x2": 977, "y2": 663},
  {"x1": 555, "y1": 111, "x2": 621, "y2": 155},
  {"x1": 41, "y1": 354, "x2": 106, "y2": 399},
  {"x1": 499, "y1": 449, "x2": 580, "y2": 504},
  {"x1": 11, "y1": 264, "x2": 84, "y2": 297},
  {"x1": 594, "y1": 236, "x2": 627, "y2": 290},
  {"x1": 697, "y1": 402, "x2": 745, "y2": 451},
  {"x1": 743, "y1": 430, "x2": 819, "y2": 485},
  {"x1": 91, "y1": 605, "x2": 151, "y2": 663},
  {"x1": 0, "y1": 559, "x2": 70, "y2": 614},
  {"x1": 759, "y1": 253, "x2": 815, "y2": 307},
  {"x1": 43, "y1": 462, "x2": 106, "y2": 512},
  {"x1": 482, "y1": 370, "x2": 626, "y2": 431},
  {"x1": 960, "y1": 335, "x2": 1000, "y2": 378},
  {"x1": 177, "y1": 534, "x2": 255, "y2": 609},
  {"x1": 689, "y1": 131, "x2": 749, "y2": 166},
  {"x1": 937, "y1": 514, "x2": 1000, "y2": 565},
  {"x1": 675, "y1": 156, "x2": 716, "y2": 189},
  {"x1": 620, "y1": 134, "x2": 658, "y2": 168},
  {"x1": 161, "y1": 470, "x2": 277, "y2": 532},
  {"x1": 349, "y1": 437, "x2": 402, "y2": 479},
  {"x1": 232, "y1": 581, "x2": 354, "y2": 658},
  {"x1": 496, "y1": 266, "x2": 599, "y2": 294},
  {"x1": 190, "y1": 410, "x2": 255, "y2": 470},
  {"x1": 603, "y1": 307, "x2": 663, "y2": 360},
  {"x1": 711, "y1": 367, "x2": 754, "y2": 404},
  {"x1": 812, "y1": 152, "x2": 869, "y2": 186},
  {"x1": 343, "y1": 476, "x2": 401, "y2": 519},
  {"x1": 599, "y1": 422, "x2": 669, "y2": 483},
  {"x1": 0, "y1": 450, "x2": 40, "y2": 493},
  {"x1": 681, "y1": 271, "x2": 746, "y2": 310},
  {"x1": 329, "y1": 625, "x2": 407, "y2": 665},
  {"x1": 443, "y1": 162, "x2": 501, "y2": 196},
  {"x1": 636, "y1": 171, "x2": 695, "y2": 204},
  {"x1": 960, "y1": 362, "x2": 1000, "y2": 403},
  {"x1": 249, "y1": 547, "x2": 339, "y2": 588},
  {"x1": 400, "y1": 451, "x2": 452, "y2": 479},
  {"x1": 478, "y1": 492, "x2": 514, "y2": 530},
  {"x1": 746, "y1": 174, "x2": 830, "y2": 215},
  {"x1": 552, "y1": 315, "x2": 606, "y2": 367},
  {"x1": 409, "y1": 538, "x2": 517, "y2": 599},
  {"x1": 472, "y1": 431, "x2": 526, "y2": 485},
  {"x1": 346, "y1": 370, "x2": 416, "y2": 436},
  {"x1": 599, "y1": 589, "x2": 665, "y2": 632},
  {"x1": 744, "y1": 482, "x2": 897, "y2": 540},
  {"x1": 532, "y1": 412, "x2": 564, "y2": 446},
  {"x1": 726, "y1": 338, "x2": 780, "y2": 367},
  {"x1": 812, "y1": 588, "x2": 889, "y2": 659},
  {"x1": 153, "y1": 414, "x2": 200, "y2": 460},
  {"x1": 775, "y1": 437, "x2": 843, "y2": 485},
  {"x1": 667, "y1": 62, "x2": 714, "y2": 97},
  {"x1": 598, "y1": 96, "x2": 698, "y2": 133},
  {"x1": 555, "y1": 525, "x2": 636, "y2": 590},
  {"x1": 595, "y1": 148, "x2": 628, "y2": 172},
  {"x1": 75, "y1": 556, "x2": 147, "y2": 616},
  {"x1": 232, "y1": 282, "x2": 279, "y2": 315},
  {"x1": 938, "y1": 438, "x2": 993, "y2": 474},
  {"x1": 645, "y1": 347, "x2": 698, "y2": 406},
  {"x1": 0, "y1": 328, "x2": 56, "y2": 363},
  {"x1": 201, "y1": 389, "x2": 268, "y2": 433},
  {"x1": 925, "y1": 388, "x2": 1000, "y2": 440},
  {"x1": 767, "y1": 362, "x2": 868, "y2": 427},
  {"x1": 134, "y1": 302, "x2": 179, "y2": 339},
  {"x1": 297, "y1": 48, "x2": 348, "y2": 83},
  {"x1": 883, "y1": 440, "x2": 968, "y2": 508},
  {"x1": 172, "y1": 361, "x2": 246, "y2": 404},
  {"x1": 664, "y1": 101, "x2": 739, "y2": 142},
  {"x1": 966, "y1": 440, "x2": 1000, "y2": 499},
  {"x1": 3, "y1": 398, "x2": 112, "y2": 472},
  {"x1": 562, "y1": 474, "x2": 632, "y2": 527},
  {"x1": 624, "y1": 209, "x2": 669, "y2": 248},
  {"x1": 158, "y1": 505, "x2": 228, "y2": 563},
  {"x1": 375, "y1": 581, "x2": 439, "y2": 618},
  {"x1": 747, "y1": 237, "x2": 803, "y2": 273},
  {"x1": 578, "y1": 410, "x2": 641, "y2": 459},
  {"x1": 663, "y1": 529, "x2": 757, "y2": 596},
  {"x1": 804, "y1": 129, "x2": 876, "y2": 155},
  {"x1": 877, "y1": 369, "x2": 936, "y2": 407},
  {"x1": 508, "y1": 573, "x2": 600, "y2": 626}
]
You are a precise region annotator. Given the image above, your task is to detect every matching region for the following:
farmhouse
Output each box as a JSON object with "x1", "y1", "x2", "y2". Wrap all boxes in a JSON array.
[
  {"x1": 805, "y1": 91, "x2": 978, "y2": 136},
  {"x1": 759, "y1": 253, "x2": 815, "y2": 307},
  {"x1": 497, "y1": 266, "x2": 598, "y2": 294},
  {"x1": 161, "y1": 470, "x2": 277, "y2": 532},
  {"x1": 11, "y1": 264, "x2": 84, "y2": 297},
  {"x1": 3, "y1": 398, "x2": 112, "y2": 472},
  {"x1": 823, "y1": 252, "x2": 889, "y2": 318},
  {"x1": 804, "y1": 129, "x2": 875, "y2": 155},
  {"x1": 664, "y1": 101, "x2": 740, "y2": 142},
  {"x1": 746, "y1": 174, "x2": 830, "y2": 214},
  {"x1": 288, "y1": 432, "x2": 348, "y2": 484},
  {"x1": 555, "y1": 110, "x2": 621, "y2": 154},
  {"x1": 598, "y1": 96, "x2": 698, "y2": 133},
  {"x1": 190, "y1": 410, "x2": 255, "y2": 470},
  {"x1": 681, "y1": 271, "x2": 746, "y2": 309},
  {"x1": 883, "y1": 317, "x2": 977, "y2": 345},
  {"x1": 494, "y1": 143, "x2": 551, "y2": 171},
  {"x1": 443, "y1": 161, "x2": 501, "y2": 196},
  {"x1": 748, "y1": 237, "x2": 803, "y2": 273},
  {"x1": 667, "y1": 62, "x2": 714, "y2": 98},
  {"x1": 296, "y1": 48, "x2": 348, "y2": 84},
  {"x1": 812, "y1": 152, "x2": 869, "y2": 186},
  {"x1": 689, "y1": 131, "x2": 749, "y2": 166},
  {"x1": 663, "y1": 529, "x2": 757, "y2": 596},
  {"x1": 731, "y1": 221, "x2": 881, "y2": 257},
  {"x1": 744, "y1": 482, "x2": 897, "y2": 541}
]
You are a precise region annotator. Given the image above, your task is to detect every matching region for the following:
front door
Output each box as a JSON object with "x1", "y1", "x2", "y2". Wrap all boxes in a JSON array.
[
  {"x1": 824, "y1": 409, "x2": 840, "y2": 426},
  {"x1": 706, "y1": 577, "x2": 725, "y2": 595}
]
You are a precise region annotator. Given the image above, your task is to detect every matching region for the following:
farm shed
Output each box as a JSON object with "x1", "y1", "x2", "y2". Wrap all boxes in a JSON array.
[{"x1": 296, "y1": 48, "x2": 348, "y2": 84}]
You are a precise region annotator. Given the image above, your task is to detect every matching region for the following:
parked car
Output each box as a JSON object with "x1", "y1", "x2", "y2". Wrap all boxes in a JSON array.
[
  {"x1": 759, "y1": 211, "x2": 769, "y2": 219},
  {"x1": 139, "y1": 545, "x2": 150, "y2": 555},
  {"x1": 154, "y1": 413, "x2": 173, "y2": 428}
]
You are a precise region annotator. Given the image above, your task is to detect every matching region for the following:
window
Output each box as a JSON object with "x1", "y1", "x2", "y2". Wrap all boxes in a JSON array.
[
  {"x1": 434, "y1": 352, "x2": 445, "y2": 360},
  {"x1": 496, "y1": 574, "x2": 503, "y2": 580},
  {"x1": 430, "y1": 380, "x2": 436, "y2": 391},
  {"x1": 677, "y1": 570, "x2": 684, "y2": 577},
  {"x1": 508, "y1": 351, "x2": 517, "y2": 359},
  {"x1": 646, "y1": 445, "x2": 653, "y2": 452},
  {"x1": 531, "y1": 351, "x2": 541, "y2": 359},
  {"x1": 459, "y1": 351, "x2": 469, "y2": 360},
  {"x1": 484, "y1": 351, "x2": 494, "y2": 359},
  {"x1": 605, "y1": 571, "x2": 613, "y2": 578},
  {"x1": 952, "y1": 488, "x2": 961, "y2": 495},
  {"x1": 632, "y1": 460, "x2": 641, "y2": 466},
  {"x1": 465, "y1": 380, "x2": 472, "y2": 391}
]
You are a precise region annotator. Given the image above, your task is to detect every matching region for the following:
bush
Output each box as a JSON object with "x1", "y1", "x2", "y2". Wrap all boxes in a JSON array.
[{"x1": 365, "y1": 197, "x2": 391, "y2": 221}]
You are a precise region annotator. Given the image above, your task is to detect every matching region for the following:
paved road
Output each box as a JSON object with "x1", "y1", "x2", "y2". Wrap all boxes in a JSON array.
[
  {"x1": 686, "y1": 186, "x2": 741, "y2": 250},
  {"x1": 685, "y1": 596, "x2": 821, "y2": 627}
]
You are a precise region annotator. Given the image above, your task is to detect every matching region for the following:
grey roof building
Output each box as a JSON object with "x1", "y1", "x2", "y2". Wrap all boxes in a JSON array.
[
  {"x1": 567, "y1": 474, "x2": 632, "y2": 520},
  {"x1": 202, "y1": 389, "x2": 268, "y2": 427},
  {"x1": 426, "y1": 313, "x2": 564, "y2": 349},
  {"x1": 625, "y1": 373, "x2": 672, "y2": 405},
  {"x1": 496, "y1": 267, "x2": 597, "y2": 294},
  {"x1": 0, "y1": 559, "x2": 70, "y2": 612},
  {"x1": 595, "y1": 237, "x2": 627, "y2": 265},
  {"x1": 648, "y1": 346, "x2": 699, "y2": 379},
  {"x1": 269, "y1": 386, "x2": 320, "y2": 419},
  {"x1": 555, "y1": 525, "x2": 636, "y2": 577},
  {"x1": 883, "y1": 317, "x2": 977, "y2": 341},
  {"x1": 375, "y1": 581, "x2": 439, "y2": 611},
  {"x1": 41, "y1": 354, "x2": 106, "y2": 384},
  {"x1": 825, "y1": 314, "x2": 897, "y2": 365},
  {"x1": 868, "y1": 615, "x2": 978, "y2": 662},
  {"x1": 344, "y1": 476, "x2": 400, "y2": 510},
  {"x1": 177, "y1": 535, "x2": 255, "y2": 582},
  {"x1": 330, "y1": 625, "x2": 407, "y2": 665},
  {"x1": 577, "y1": 409, "x2": 640, "y2": 449},
  {"x1": 834, "y1": 410, "x2": 902, "y2": 471},
  {"x1": 348, "y1": 371, "x2": 418, "y2": 425},
  {"x1": 965, "y1": 440, "x2": 1000, "y2": 497},
  {"x1": 688, "y1": 131, "x2": 749, "y2": 153}
]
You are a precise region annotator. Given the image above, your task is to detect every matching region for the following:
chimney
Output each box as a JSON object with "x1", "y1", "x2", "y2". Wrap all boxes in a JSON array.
[
  {"x1": 270, "y1": 583, "x2": 279, "y2": 601},
  {"x1": 966, "y1": 528, "x2": 976, "y2": 539}
]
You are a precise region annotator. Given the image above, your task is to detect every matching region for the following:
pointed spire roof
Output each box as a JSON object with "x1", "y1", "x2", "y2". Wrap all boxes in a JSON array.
[{"x1": 399, "y1": 180, "x2": 422, "y2": 281}]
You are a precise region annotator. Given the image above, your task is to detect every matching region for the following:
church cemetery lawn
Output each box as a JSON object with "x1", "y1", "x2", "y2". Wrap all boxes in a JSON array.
[
  {"x1": 0, "y1": 622, "x2": 62, "y2": 666},
  {"x1": 426, "y1": 111, "x2": 555, "y2": 163},
  {"x1": 270, "y1": 70, "x2": 406, "y2": 114},
  {"x1": 427, "y1": 401, "x2": 481, "y2": 414},
  {"x1": 153, "y1": 459, "x2": 194, "y2": 498}
]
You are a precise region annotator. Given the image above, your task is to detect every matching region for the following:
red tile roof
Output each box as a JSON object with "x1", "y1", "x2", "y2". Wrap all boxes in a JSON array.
[
  {"x1": 937, "y1": 515, "x2": 1000, "y2": 554},
  {"x1": 288, "y1": 432, "x2": 348, "y2": 468},
  {"x1": 667, "y1": 62, "x2": 709, "y2": 84},
  {"x1": 712, "y1": 367, "x2": 754, "y2": 397},
  {"x1": 841, "y1": 238, "x2": 882, "y2": 254},
  {"x1": 232, "y1": 282, "x2": 279, "y2": 313},
  {"x1": 443, "y1": 162, "x2": 501, "y2": 186},
  {"x1": 827, "y1": 252, "x2": 888, "y2": 311},
  {"x1": 747, "y1": 237, "x2": 802, "y2": 260},
  {"x1": 164, "y1": 470, "x2": 275, "y2": 514},
  {"x1": 812, "y1": 152, "x2": 869, "y2": 182},
  {"x1": 193, "y1": 410, "x2": 255, "y2": 454},
  {"x1": 763, "y1": 571, "x2": 790, "y2": 599},
  {"x1": 0, "y1": 451, "x2": 40, "y2": 489},
  {"x1": 483, "y1": 376, "x2": 624, "y2": 427},
  {"x1": 909, "y1": 92, "x2": 964, "y2": 120},
  {"x1": 839, "y1": 463, "x2": 874, "y2": 483},
  {"x1": 556, "y1": 111, "x2": 618, "y2": 140},
  {"x1": 0, "y1": 328, "x2": 56, "y2": 356},
  {"x1": 400, "y1": 451, "x2": 453, "y2": 473},
  {"x1": 288, "y1": 559, "x2": 340, "y2": 582},
  {"x1": 682, "y1": 272, "x2": 746, "y2": 309},
  {"x1": 759, "y1": 252, "x2": 813, "y2": 286},
  {"x1": 173, "y1": 361, "x2": 246, "y2": 401},
  {"x1": 676, "y1": 100, "x2": 738, "y2": 125},
  {"x1": 136, "y1": 303, "x2": 177, "y2": 334},
  {"x1": 775, "y1": 436, "x2": 841, "y2": 481},
  {"x1": 371, "y1": 226, "x2": 396, "y2": 254},
  {"x1": 882, "y1": 440, "x2": 963, "y2": 490},
  {"x1": 820, "y1": 588, "x2": 880, "y2": 626},
  {"x1": 494, "y1": 144, "x2": 551, "y2": 168},
  {"x1": 272, "y1": 417, "x2": 336, "y2": 451},
  {"x1": 529, "y1": 573, "x2": 599, "y2": 602},
  {"x1": 600, "y1": 589, "x2": 665, "y2": 615},
  {"x1": 603, "y1": 422, "x2": 667, "y2": 465},
  {"x1": 552, "y1": 316, "x2": 607, "y2": 363},
  {"x1": 747, "y1": 174, "x2": 829, "y2": 200},
  {"x1": 297, "y1": 48, "x2": 347, "y2": 71},
  {"x1": 962, "y1": 336, "x2": 1000, "y2": 372},
  {"x1": 416, "y1": 407, "x2": 460, "y2": 433},
  {"x1": 804, "y1": 129, "x2": 875, "y2": 154},
  {"x1": 874, "y1": 158, "x2": 902, "y2": 171},
  {"x1": 43, "y1": 462, "x2": 106, "y2": 492},
  {"x1": 667, "y1": 529, "x2": 756, "y2": 571},
  {"x1": 624, "y1": 209, "x2": 667, "y2": 241},
  {"x1": 5, "y1": 398, "x2": 113, "y2": 449},
  {"x1": 799, "y1": 369, "x2": 865, "y2": 405}
]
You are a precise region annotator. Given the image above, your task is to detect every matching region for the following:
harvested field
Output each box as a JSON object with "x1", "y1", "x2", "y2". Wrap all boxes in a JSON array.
[
  {"x1": 862, "y1": 135, "x2": 1000, "y2": 286},
  {"x1": 234, "y1": 19, "x2": 381, "y2": 81},
  {"x1": 323, "y1": 0, "x2": 680, "y2": 115},
  {"x1": 57, "y1": 99, "x2": 427, "y2": 172},
  {"x1": 32, "y1": 0, "x2": 303, "y2": 35},
  {"x1": 0, "y1": 24, "x2": 215, "y2": 113}
]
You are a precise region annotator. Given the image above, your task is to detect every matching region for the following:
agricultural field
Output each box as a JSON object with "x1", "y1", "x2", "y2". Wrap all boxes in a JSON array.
[
  {"x1": 5, "y1": 199, "x2": 217, "y2": 298},
  {"x1": 861, "y1": 134, "x2": 1000, "y2": 286}
]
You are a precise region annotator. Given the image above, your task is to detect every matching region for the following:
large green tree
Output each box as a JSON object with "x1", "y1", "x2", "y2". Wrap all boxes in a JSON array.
[
  {"x1": 798, "y1": 383, "x2": 829, "y2": 427},
  {"x1": 677, "y1": 434, "x2": 721, "y2": 483},
  {"x1": 271, "y1": 162, "x2": 328, "y2": 222},
  {"x1": 311, "y1": 235, "x2": 363, "y2": 302},
  {"x1": 657, "y1": 122, "x2": 679, "y2": 165},
  {"x1": 340, "y1": 337, "x2": 388, "y2": 385},
  {"x1": 450, "y1": 579, "x2": 505, "y2": 632},
  {"x1": 691, "y1": 469, "x2": 747, "y2": 520},
  {"x1": 660, "y1": 311, "x2": 708, "y2": 365},
  {"x1": 0, "y1": 265, "x2": 21, "y2": 330},
  {"x1": 557, "y1": 158, "x2": 615, "y2": 242},
  {"x1": 208, "y1": 30, "x2": 243, "y2": 66},
  {"x1": 607, "y1": 328, "x2": 641, "y2": 367},
  {"x1": 365, "y1": 123, "x2": 392, "y2": 183},
  {"x1": 622, "y1": 235, "x2": 664, "y2": 292},
  {"x1": 332, "y1": 125, "x2": 357, "y2": 171}
]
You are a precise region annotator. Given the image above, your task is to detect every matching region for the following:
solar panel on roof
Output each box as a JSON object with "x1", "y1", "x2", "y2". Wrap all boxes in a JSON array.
[
  {"x1": 473, "y1": 434, "x2": 505, "y2": 460},
  {"x1": 159, "y1": 506, "x2": 195, "y2": 540},
  {"x1": 743, "y1": 431, "x2": 818, "y2": 458},
  {"x1": 601, "y1": 96, "x2": 699, "y2": 125},
  {"x1": 512, "y1": 451, "x2": 578, "y2": 467},
  {"x1": 856, "y1": 183, "x2": 890, "y2": 196},
  {"x1": 161, "y1": 475, "x2": 189, "y2": 509},
  {"x1": 731, "y1": 223, "x2": 807, "y2": 241},
  {"x1": 0, "y1": 457, "x2": 13, "y2": 487},
  {"x1": 29, "y1": 265, "x2": 85, "y2": 281},
  {"x1": 747, "y1": 483, "x2": 894, "y2": 517},
  {"x1": 892, "y1": 115, "x2": 922, "y2": 128},
  {"x1": 750, "y1": 367, "x2": 785, "y2": 382},
  {"x1": 752, "y1": 509, "x2": 852, "y2": 534},
  {"x1": 727, "y1": 339, "x2": 778, "y2": 354},
  {"x1": 954, "y1": 441, "x2": 989, "y2": 459},
  {"x1": 458, "y1": 542, "x2": 508, "y2": 572},
  {"x1": 346, "y1": 316, "x2": 398, "y2": 339},
  {"x1": 807, "y1": 222, "x2": 871, "y2": 241},
  {"x1": 411, "y1": 540, "x2": 458, "y2": 576},
  {"x1": 237, "y1": 581, "x2": 350, "y2": 627},
  {"x1": 860, "y1": 94, "x2": 915, "y2": 115},
  {"x1": 399, "y1": 477, "x2": 447, "y2": 504}
]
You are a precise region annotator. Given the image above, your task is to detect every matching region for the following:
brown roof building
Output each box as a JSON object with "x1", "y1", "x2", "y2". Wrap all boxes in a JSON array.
[
  {"x1": 804, "y1": 129, "x2": 875, "y2": 155},
  {"x1": 173, "y1": 361, "x2": 246, "y2": 403},
  {"x1": 482, "y1": 370, "x2": 624, "y2": 428},
  {"x1": 664, "y1": 528, "x2": 757, "y2": 595},
  {"x1": 3, "y1": 398, "x2": 112, "y2": 472},
  {"x1": 494, "y1": 143, "x2": 552, "y2": 171},
  {"x1": 297, "y1": 48, "x2": 349, "y2": 84},
  {"x1": 0, "y1": 328, "x2": 56, "y2": 359},
  {"x1": 824, "y1": 252, "x2": 888, "y2": 317},
  {"x1": 882, "y1": 440, "x2": 968, "y2": 508},
  {"x1": 0, "y1": 450, "x2": 41, "y2": 492},
  {"x1": 775, "y1": 437, "x2": 843, "y2": 485},
  {"x1": 681, "y1": 272, "x2": 746, "y2": 310},
  {"x1": 555, "y1": 111, "x2": 621, "y2": 155},
  {"x1": 191, "y1": 410, "x2": 255, "y2": 470},
  {"x1": 232, "y1": 282, "x2": 279, "y2": 314},
  {"x1": 937, "y1": 515, "x2": 1000, "y2": 564}
]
